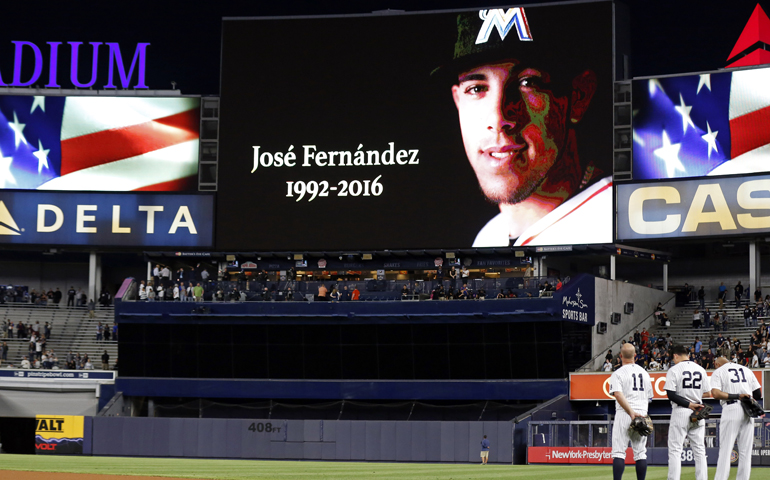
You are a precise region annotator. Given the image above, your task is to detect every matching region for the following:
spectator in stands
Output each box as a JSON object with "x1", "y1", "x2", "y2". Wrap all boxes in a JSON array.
[
  {"x1": 96, "y1": 322, "x2": 103, "y2": 341},
  {"x1": 193, "y1": 283, "x2": 203, "y2": 302},
  {"x1": 401, "y1": 285, "x2": 409, "y2": 300},
  {"x1": 751, "y1": 306, "x2": 759, "y2": 327},
  {"x1": 330, "y1": 287, "x2": 340, "y2": 302},
  {"x1": 66, "y1": 351, "x2": 74, "y2": 369},
  {"x1": 692, "y1": 309, "x2": 702, "y2": 328},
  {"x1": 102, "y1": 350, "x2": 109, "y2": 370},
  {"x1": 5, "y1": 320, "x2": 12, "y2": 339},
  {"x1": 449, "y1": 266, "x2": 457, "y2": 289},
  {"x1": 743, "y1": 305, "x2": 751, "y2": 327},
  {"x1": 186, "y1": 282, "x2": 194, "y2": 302},
  {"x1": 88, "y1": 299, "x2": 96, "y2": 318},
  {"x1": 655, "y1": 303, "x2": 668, "y2": 326},
  {"x1": 99, "y1": 290, "x2": 110, "y2": 307},
  {"x1": 477, "y1": 286, "x2": 486, "y2": 299},
  {"x1": 735, "y1": 281, "x2": 744, "y2": 308},
  {"x1": 84, "y1": 358, "x2": 94, "y2": 370},
  {"x1": 496, "y1": 289, "x2": 505, "y2": 299},
  {"x1": 717, "y1": 282, "x2": 726, "y2": 309},
  {"x1": 698, "y1": 286, "x2": 705, "y2": 311},
  {"x1": 756, "y1": 287, "x2": 763, "y2": 303},
  {"x1": 147, "y1": 285, "x2": 156, "y2": 301},
  {"x1": 66, "y1": 286, "x2": 76, "y2": 307},
  {"x1": 201, "y1": 268, "x2": 210, "y2": 283},
  {"x1": 702, "y1": 308, "x2": 711, "y2": 329},
  {"x1": 32, "y1": 321, "x2": 40, "y2": 336},
  {"x1": 693, "y1": 337, "x2": 702, "y2": 357},
  {"x1": 461, "y1": 265, "x2": 470, "y2": 286},
  {"x1": 0, "y1": 341, "x2": 6, "y2": 366},
  {"x1": 351, "y1": 286, "x2": 360, "y2": 301},
  {"x1": 112, "y1": 322, "x2": 118, "y2": 342},
  {"x1": 602, "y1": 357, "x2": 613, "y2": 371},
  {"x1": 684, "y1": 283, "x2": 693, "y2": 301},
  {"x1": 716, "y1": 333, "x2": 728, "y2": 357},
  {"x1": 708, "y1": 334, "x2": 717, "y2": 357},
  {"x1": 17, "y1": 321, "x2": 26, "y2": 339},
  {"x1": 21, "y1": 355, "x2": 30, "y2": 369},
  {"x1": 648, "y1": 356, "x2": 660, "y2": 371},
  {"x1": 156, "y1": 284, "x2": 164, "y2": 302},
  {"x1": 178, "y1": 282, "x2": 187, "y2": 302},
  {"x1": 286, "y1": 287, "x2": 294, "y2": 301},
  {"x1": 261, "y1": 287, "x2": 271, "y2": 301},
  {"x1": 138, "y1": 281, "x2": 147, "y2": 301},
  {"x1": 53, "y1": 288, "x2": 62, "y2": 306},
  {"x1": 318, "y1": 284, "x2": 328, "y2": 300},
  {"x1": 435, "y1": 265, "x2": 444, "y2": 286},
  {"x1": 104, "y1": 324, "x2": 111, "y2": 342},
  {"x1": 161, "y1": 265, "x2": 171, "y2": 288},
  {"x1": 173, "y1": 284, "x2": 180, "y2": 301}
]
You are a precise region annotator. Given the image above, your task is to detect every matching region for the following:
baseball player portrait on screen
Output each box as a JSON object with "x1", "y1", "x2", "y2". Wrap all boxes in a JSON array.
[
  {"x1": 609, "y1": 344, "x2": 653, "y2": 480},
  {"x1": 434, "y1": 5, "x2": 613, "y2": 248},
  {"x1": 710, "y1": 356, "x2": 763, "y2": 480},
  {"x1": 664, "y1": 345, "x2": 711, "y2": 480}
]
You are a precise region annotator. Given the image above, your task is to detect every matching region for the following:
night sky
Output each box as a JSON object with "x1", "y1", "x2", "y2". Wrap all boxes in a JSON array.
[{"x1": 1, "y1": 0, "x2": 767, "y2": 95}]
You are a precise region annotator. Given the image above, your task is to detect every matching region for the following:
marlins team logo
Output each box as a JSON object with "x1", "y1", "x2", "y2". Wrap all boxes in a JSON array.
[
  {"x1": 0, "y1": 201, "x2": 21, "y2": 235},
  {"x1": 475, "y1": 8, "x2": 533, "y2": 44}
]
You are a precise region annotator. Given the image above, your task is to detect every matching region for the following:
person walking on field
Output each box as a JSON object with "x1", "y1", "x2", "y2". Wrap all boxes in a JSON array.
[{"x1": 480, "y1": 435, "x2": 490, "y2": 464}]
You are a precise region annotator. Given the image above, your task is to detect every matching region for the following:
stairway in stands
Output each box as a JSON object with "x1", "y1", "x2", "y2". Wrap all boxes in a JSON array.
[
  {"x1": 650, "y1": 299, "x2": 761, "y2": 354},
  {"x1": 0, "y1": 304, "x2": 117, "y2": 369}
]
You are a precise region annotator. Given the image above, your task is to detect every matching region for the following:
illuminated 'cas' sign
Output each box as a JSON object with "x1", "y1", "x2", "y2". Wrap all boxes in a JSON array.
[
  {"x1": 617, "y1": 175, "x2": 770, "y2": 240},
  {"x1": 0, "y1": 41, "x2": 150, "y2": 89}
]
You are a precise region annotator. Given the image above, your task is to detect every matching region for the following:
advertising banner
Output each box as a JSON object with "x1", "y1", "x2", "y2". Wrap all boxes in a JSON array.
[
  {"x1": 35, "y1": 415, "x2": 84, "y2": 454},
  {"x1": 0, "y1": 190, "x2": 213, "y2": 247},
  {"x1": 569, "y1": 370, "x2": 763, "y2": 401},
  {"x1": 0, "y1": 95, "x2": 200, "y2": 191},
  {"x1": 617, "y1": 173, "x2": 770, "y2": 240},
  {"x1": 528, "y1": 447, "x2": 633, "y2": 464},
  {"x1": 633, "y1": 66, "x2": 770, "y2": 181},
  {"x1": 218, "y1": 3, "x2": 614, "y2": 250}
]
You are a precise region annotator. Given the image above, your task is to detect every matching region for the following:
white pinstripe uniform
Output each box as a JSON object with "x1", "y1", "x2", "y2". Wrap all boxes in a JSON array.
[
  {"x1": 664, "y1": 360, "x2": 711, "y2": 480},
  {"x1": 711, "y1": 362, "x2": 760, "y2": 480},
  {"x1": 609, "y1": 364, "x2": 653, "y2": 460}
]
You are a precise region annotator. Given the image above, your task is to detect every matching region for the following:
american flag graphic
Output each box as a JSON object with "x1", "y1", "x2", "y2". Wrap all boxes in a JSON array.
[
  {"x1": 632, "y1": 67, "x2": 770, "y2": 180},
  {"x1": 0, "y1": 95, "x2": 200, "y2": 191}
]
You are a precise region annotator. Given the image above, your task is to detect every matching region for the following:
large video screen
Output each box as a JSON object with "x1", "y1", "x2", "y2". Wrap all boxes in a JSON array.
[
  {"x1": 217, "y1": 3, "x2": 613, "y2": 251},
  {"x1": 0, "y1": 96, "x2": 200, "y2": 191},
  {"x1": 632, "y1": 66, "x2": 770, "y2": 180}
]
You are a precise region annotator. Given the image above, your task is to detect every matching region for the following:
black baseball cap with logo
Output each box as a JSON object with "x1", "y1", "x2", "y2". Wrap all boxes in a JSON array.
[{"x1": 432, "y1": 2, "x2": 610, "y2": 90}]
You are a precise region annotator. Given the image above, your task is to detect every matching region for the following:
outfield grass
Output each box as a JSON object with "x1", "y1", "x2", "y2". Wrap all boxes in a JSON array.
[{"x1": 2, "y1": 455, "x2": 766, "y2": 480}]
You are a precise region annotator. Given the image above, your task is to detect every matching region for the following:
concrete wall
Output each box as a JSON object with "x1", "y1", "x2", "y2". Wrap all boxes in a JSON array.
[
  {"x1": 591, "y1": 278, "x2": 674, "y2": 368},
  {"x1": 0, "y1": 390, "x2": 98, "y2": 417},
  {"x1": 90, "y1": 417, "x2": 513, "y2": 463}
]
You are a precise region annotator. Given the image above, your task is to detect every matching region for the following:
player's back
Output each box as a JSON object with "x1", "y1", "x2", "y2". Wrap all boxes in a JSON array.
[
  {"x1": 610, "y1": 363, "x2": 652, "y2": 413},
  {"x1": 666, "y1": 360, "x2": 709, "y2": 406},
  {"x1": 711, "y1": 362, "x2": 760, "y2": 402}
]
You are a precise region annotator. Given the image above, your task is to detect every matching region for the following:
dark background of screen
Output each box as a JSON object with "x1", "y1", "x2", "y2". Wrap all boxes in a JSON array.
[
  {"x1": 217, "y1": 3, "x2": 613, "y2": 250},
  {"x1": 119, "y1": 322, "x2": 591, "y2": 380}
]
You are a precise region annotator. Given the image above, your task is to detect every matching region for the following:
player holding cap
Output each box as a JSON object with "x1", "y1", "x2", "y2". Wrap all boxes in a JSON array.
[
  {"x1": 609, "y1": 343, "x2": 653, "y2": 480},
  {"x1": 711, "y1": 356, "x2": 762, "y2": 480},
  {"x1": 664, "y1": 344, "x2": 711, "y2": 480}
]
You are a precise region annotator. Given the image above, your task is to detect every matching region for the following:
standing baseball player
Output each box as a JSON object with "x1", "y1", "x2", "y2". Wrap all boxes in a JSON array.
[
  {"x1": 665, "y1": 344, "x2": 711, "y2": 480},
  {"x1": 711, "y1": 356, "x2": 762, "y2": 480},
  {"x1": 609, "y1": 343, "x2": 653, "y2": 480}
]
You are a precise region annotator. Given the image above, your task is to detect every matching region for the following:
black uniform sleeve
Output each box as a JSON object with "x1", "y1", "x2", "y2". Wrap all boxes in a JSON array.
[
  {"x1": 666, "y1": 389, "x2": 691, "y2": 408},
  {"x1": 754, "y1": 388, "x2": 762, "y2": 402}
]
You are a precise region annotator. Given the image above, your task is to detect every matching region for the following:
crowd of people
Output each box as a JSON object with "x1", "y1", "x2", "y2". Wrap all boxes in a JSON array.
[
  {"x1": 1, "y1": 285, "x2": 112, "y2": 309},
  {"x1": 603, "y1": 320, "x2": 770, "y2": 372}
]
